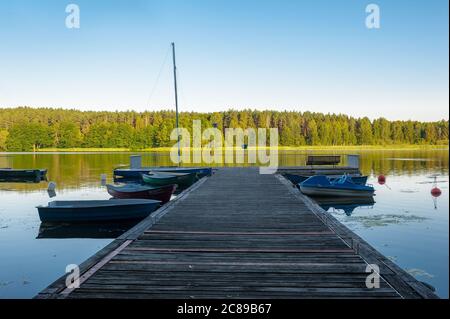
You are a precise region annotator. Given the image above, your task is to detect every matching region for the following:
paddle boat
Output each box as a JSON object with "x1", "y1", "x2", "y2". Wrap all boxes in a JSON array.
[
  {"x1": 284, "y1": 173, "x2": 368, "y2": 186},
  {"x1": 107, "y1": 183, "x2": 176, "y2": 204},
  {"x1": 299, "y1": 175, "x2": 375, "y2": 197},
  {"x1": 36, "y1": 199, "x2": 161, "y2": 223},
  {"x1": 142, "y1": 172, "x2": 197, "y2": 187},
  {"x1": 114, "y1": 167, "x2": 212, "y2": 179}
]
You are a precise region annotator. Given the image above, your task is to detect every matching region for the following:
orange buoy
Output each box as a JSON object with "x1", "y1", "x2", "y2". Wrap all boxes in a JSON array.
[
  {"x1": 378, "y1": 175, "x2": 386, "y2": 185},
  {"x1": 431, "y1": 187, "x2": 442, "y2": 197}
]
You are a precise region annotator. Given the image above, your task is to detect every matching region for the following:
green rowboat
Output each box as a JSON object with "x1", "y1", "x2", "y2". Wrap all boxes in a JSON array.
[{"x1": 142, "y1": 172, "x2": 197, "y2": 187}]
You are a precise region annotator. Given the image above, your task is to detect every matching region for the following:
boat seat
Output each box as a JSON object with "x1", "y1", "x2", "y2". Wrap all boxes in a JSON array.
[{"x1": 306, "y1": 155, "x2": 341, "y2": 167}]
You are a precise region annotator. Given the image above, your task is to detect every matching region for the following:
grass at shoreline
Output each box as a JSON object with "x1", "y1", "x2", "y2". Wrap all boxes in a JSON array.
[{"x1": 12, "y1": 144, "x2": 448, "y2": 153}]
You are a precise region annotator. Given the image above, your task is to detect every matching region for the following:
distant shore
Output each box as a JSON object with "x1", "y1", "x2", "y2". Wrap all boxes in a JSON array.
[{"x1": 2, "y1": 144, "x2": 446, "y2": 153}]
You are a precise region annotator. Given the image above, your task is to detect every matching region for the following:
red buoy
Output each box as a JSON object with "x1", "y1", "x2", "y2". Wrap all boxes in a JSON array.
[
  {"x1": 431, "y1": 187, "x2": 442, "y2": 197},
  {"x1": 378, "y1": 175, "x2": 386, "y2": 185}
]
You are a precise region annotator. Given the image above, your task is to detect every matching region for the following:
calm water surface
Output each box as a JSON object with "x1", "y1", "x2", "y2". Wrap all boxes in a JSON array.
[{"x1": 0, "y1": 150, "x2": 448, "y2": 298}]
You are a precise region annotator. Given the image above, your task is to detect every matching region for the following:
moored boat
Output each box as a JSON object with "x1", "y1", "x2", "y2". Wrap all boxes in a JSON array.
[
  {"x1": 284, "y1": 173, "x2": 368, "y2": 186},
  {"x1": 36, "y1": 199, "x2": 161, "y2": 223},
  {"x1": 107, "y1": 183, "x2": 176, "y2": 204},
  {"x1": 114, "y1": 167, "x2": 212, "y2": 179},
  {"x1": 299, "y1": 175, "x2": 375, "y2": 198},
  {"x1": 142, "y1": 172, "x2": 197, "y2": 187}
]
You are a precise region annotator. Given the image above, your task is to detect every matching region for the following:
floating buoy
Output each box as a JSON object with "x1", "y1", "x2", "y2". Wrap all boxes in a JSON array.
[
  {"x1": 47, "y1": 181, "x2": 56, "y2": 191},
  {"x1": 431, "y1": 187, "x2": 442, "y2": 197},
  {"x1": 430, "y1": 175, "x2": 442, "y2": 198},
  {"x1": 378, "y1": 175, "x2": 386, "y2": 185}
]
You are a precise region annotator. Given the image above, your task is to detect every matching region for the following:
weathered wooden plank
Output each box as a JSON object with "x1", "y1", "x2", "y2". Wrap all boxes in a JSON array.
[
  {"x1": 91, "y1": 271, "x2": 374, "y2": 282},
  {"x1": 144, "y1": 230, "x2": 334, "y2": 235},
  {"x1": 100, "y1": 261, "x2": 388, "y2": 274},
  {"x1": 83, "y1": 280, "x2": 389, "y2": 289},
  {"x1": 113, "y1": 253, "x2": 364, "y2": 263},
  {"x1": 34, "y1": 239, "x2": 127, "y2": 299},
  {"x1": 77, "y1": 284, "x2": 398, "y2": 295},
  {"x1": 68, "y1": 287, "x2": 400, "y2": 299},
  {"x1": 117, "y1": 176, "x2": 209, "y2": 240},
  {"x1": 125, "y1": 247, "x2": 355, "y2": 253}
]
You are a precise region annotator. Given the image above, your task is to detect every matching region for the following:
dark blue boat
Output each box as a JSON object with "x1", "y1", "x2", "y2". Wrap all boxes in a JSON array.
[
  {"x1": 114, "y1": 167, "x2": 212, "y2": 179},
  {"x1": 299, "y1": 175, "x2": 375, "y2": 197},
  {"x1": 284, "y1": 173, "x2": 368, "y2": 186},
  {"x1": 37, "y1": 199, "x2": 161, "y2": 223}
]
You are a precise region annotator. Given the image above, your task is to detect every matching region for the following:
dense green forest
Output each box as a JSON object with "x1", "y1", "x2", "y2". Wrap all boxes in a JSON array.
[{"x1": 0, "y1": 107, "x2": 448, "y2": 151}]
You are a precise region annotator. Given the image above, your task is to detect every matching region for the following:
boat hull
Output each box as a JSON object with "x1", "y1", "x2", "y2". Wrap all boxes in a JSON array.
[
  {"x1": 284, "y1": 174, "x2": 368, "y2": 185},
  {"x1": 114, "y1": 167, "x2": 212, "y2": 179},
  {"x1": 142, "y1": 173, "x2": 197, "y2": 187},
  {"x1": 37, "y1": 199, "x2": 161, "y2": 223},
  {"x1": 142, "y1": 174, "x2": 179, "y2": 186},
  {"x1": 169, "y1": 173, "x2": 197, "y2": 187},
  {"x1": 300, "y1": 185, "x2": 375, "y2": 197},
  {"x1": 107, "y1": 184, "x2": 176, "y2": 204}
]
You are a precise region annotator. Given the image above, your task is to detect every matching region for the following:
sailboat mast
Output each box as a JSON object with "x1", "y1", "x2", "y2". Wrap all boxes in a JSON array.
[{"x1": 171, "y1": 42, "x2": 181, "y2": 162}]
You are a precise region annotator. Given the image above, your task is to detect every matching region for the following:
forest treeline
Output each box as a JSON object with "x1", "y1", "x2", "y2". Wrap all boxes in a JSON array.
[{"x1": 0, "y1": 107, "x2": 448, "y2": 151}]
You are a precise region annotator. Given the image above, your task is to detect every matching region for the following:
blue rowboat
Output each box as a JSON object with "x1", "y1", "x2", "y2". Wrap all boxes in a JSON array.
[
  {"x1": 284, "y1": 173, "x2": 368, "y2": 186},
  {"x1": 36, "y1": 199, "x2": 161, "y2": 223},
  {"x1": 114, "y1": 167, "x2": 212, "y2": 179},
  {"x1": 299, "y1": 175, "x2": 375, "y2": 198}
]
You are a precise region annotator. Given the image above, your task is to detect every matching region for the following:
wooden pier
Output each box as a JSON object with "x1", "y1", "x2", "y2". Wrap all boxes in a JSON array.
[{"x1": 36, "y1": 168, "x2": 438, "y2": 299}]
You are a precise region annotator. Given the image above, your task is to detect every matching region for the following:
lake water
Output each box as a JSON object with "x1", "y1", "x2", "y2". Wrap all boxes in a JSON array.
[{"x1": 0, "y1": 149, "x2": 448, "y2": 298}]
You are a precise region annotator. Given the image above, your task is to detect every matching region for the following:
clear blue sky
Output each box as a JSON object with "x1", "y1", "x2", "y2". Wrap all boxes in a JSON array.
[{"x1": 0, "y1": 0, "x2": 448, "y2": 121}]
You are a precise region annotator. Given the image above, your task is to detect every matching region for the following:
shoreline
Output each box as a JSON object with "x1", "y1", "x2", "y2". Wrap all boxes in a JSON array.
[{"x1": 1, "y1": 145, "x2": 448, "y2": 154}]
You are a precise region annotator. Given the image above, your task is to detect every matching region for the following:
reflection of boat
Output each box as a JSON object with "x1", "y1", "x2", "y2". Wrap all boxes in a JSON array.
[
  {"x1": 107, "y1": 183, "x2": 176, "y2": 204},
  {"x1": 300, "y1": 175, "x2": 375, "y2": 197},
  {"x1": 114, "y1": 167, "x2": 212, "y2": 179},
  {"x1": 284, "y1": 173, "x2": 368, "y2": 186},
  {"x1": 314, "y1": 197, "x2": 376, "y2": 216},
  {"x1": 0, "y1": 176, "x2": 41, "y2": 183},
  {"x1": 36, "y1": 199, "x2": 161, "y2": 223},
  {"x1": 39, "y1": 169, "x2": 48, "y2": 179},
  {"x1": 0, "y1": 168, "x2": 47, "y2": 182},
  {"x1": 142, "y1": 172, "x2": 197, "y2": 187},
  {"x1": 37, "y1": 221, "x2": 139, "y2": 239}
]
